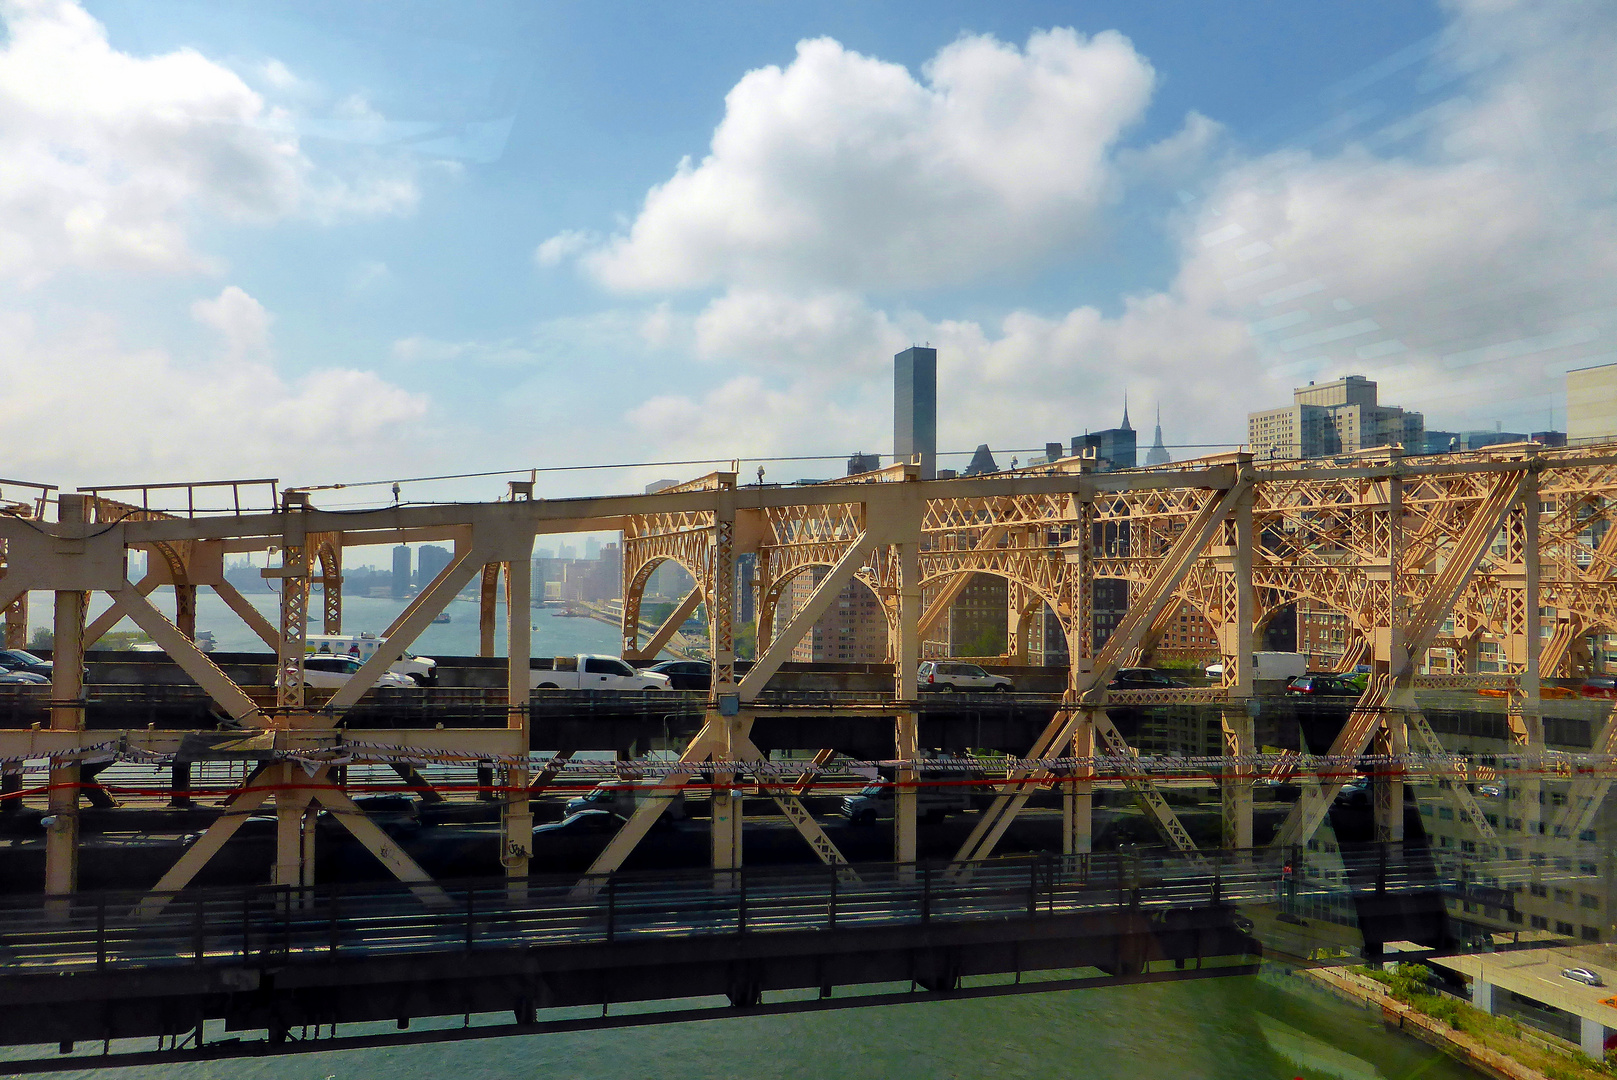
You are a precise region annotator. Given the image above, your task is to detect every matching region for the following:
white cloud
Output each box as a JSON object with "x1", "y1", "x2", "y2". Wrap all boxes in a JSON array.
[
  {"x1": 642, "y1": 0, "x2": 1617, "y2": 453},
  {"x1": 0, "y1": 0, "x2": 417, "y2": 283},
  {"x1": 693, "y1": 289, "x2": 910, "y2": 373},
  {"x1": 0, "y1": 306, "x2": 429, "y2": 485},
  {"x1": 535, "y1": 229, "x2": 600, "y2": 267},
  {"x1": 584, "y1": 29, "x2": 1159, "y2": 293},
  {"x1": 191, "y1": 285, "x2": 270, "y2": 360}
]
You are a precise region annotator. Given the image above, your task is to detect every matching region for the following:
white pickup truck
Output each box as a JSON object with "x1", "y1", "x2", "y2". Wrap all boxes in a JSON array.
[{"x1": 531, "y1": 654, "x2": 672, "y2": 691}]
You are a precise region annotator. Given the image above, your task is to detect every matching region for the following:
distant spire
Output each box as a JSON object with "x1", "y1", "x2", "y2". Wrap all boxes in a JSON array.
[
  {"x1": 1145, "y1": 404, "x2": 1172, "y2": 466},
  {"x1": 1120, "y1": 393, "x2": 1132, "y2": 431}
]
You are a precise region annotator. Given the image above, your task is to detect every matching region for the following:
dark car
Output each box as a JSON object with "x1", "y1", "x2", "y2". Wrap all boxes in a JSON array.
[
  {"x1": 0, "y1": 649, "x2": 53, "y2": 678},
  {"x1": 642, "y1": 659, "x2": 755, "y2": 691},
  {"x1": 1107, "y1": 668, "x2": 1186, "y2": 690},
  {"x1": 533, "y1": 809, "x2": 628, "y2": 837},
  {"x1": 1286, "y1": 674, "x2": 1360, "y2": 696},
  {"x1": 0, "y1": 670, "x2": 48, "y2": 685}
]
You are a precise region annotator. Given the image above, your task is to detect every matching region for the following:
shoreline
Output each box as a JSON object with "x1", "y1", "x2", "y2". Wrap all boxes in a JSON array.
[{"x1": 1297, "y1": 964, "x2": 1561, "y2": 1080}]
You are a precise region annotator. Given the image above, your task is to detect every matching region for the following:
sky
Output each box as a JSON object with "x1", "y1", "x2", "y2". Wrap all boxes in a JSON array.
[{"x1": 2, "y1": 0, "x2": 1613, "y2": 507}]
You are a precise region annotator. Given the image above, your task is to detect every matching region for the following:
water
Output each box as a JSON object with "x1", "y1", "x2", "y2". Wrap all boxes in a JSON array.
[
  {"x1": 26, "y1": 589, "x2": 628, "y2": 659},
  {"x1": 37, "y1": 972, "x2": 1481, "y2": 1080}
]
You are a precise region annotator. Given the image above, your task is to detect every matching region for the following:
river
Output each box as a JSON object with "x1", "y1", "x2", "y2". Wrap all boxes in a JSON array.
[
  {"x1": 26, "y1": 970, "x2": 1480, "y2": 1080},
  {"x1": 24, "y1": 589, "x2": 628, "y2": 659}
]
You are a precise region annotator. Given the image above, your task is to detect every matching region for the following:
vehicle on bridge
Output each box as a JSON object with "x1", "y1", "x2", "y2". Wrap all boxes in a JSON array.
[
  {"x1": 1108, "y1": 667, "x2": 1187, "y2": 690},
  {"x1": 533, "y1": 654, "x2": 672, "y2": 691},
  {"x1": 841, "y1": 778, "x2": 976, "y2": 825},
  {"x1": 642, "y1": 658, "x2": 754, "y2": 691},
  {"x1": 302, "y1": 655, "x2": 415, "y2": 689},
  {"x1": 1285, "y1": 674, "x2": 1360, "y2": 696},
  {"x1": 565, "y1": 779, "x2": 688, "y2": 820},
  {"x1": 918, "y1": 661, "x2": 1013, "y2": 692},
  {"x1": 306, "y1": 633, "x2": 438, "y2": 685},
  {"x1": 1203, "y1": 652, "x2": 1307, "y2": 682}
]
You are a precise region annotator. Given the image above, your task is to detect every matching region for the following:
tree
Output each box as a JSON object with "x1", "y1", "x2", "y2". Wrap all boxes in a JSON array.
[{"x1": 29, "y1": 627, "x2": 52, "y2": 651}]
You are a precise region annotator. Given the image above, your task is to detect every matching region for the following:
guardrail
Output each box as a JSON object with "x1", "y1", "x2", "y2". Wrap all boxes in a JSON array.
[{"x1": 0, "y1": 847, "x2": 1459, "y2": 976}]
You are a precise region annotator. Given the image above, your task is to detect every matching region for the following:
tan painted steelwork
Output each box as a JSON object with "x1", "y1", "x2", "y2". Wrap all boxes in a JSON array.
[{"x1": 4, "y1": 441, "x2": 1617, "y2": 902}]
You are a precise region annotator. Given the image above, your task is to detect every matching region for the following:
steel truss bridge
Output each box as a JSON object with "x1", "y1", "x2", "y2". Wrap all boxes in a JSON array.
[{"x1": 2, "y1": 444, "x2": 1617, "y2": 1063}]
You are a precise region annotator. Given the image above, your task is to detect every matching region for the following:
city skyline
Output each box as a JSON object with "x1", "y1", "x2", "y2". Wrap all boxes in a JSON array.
[{"x1": 1, "y1": 2, "x2": 1609, "y2": 501}]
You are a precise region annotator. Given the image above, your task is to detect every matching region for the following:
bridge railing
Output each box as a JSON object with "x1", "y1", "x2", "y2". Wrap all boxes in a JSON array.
[{"x1": 0, "y1": 845, "x2": 1463, "y2": 976}]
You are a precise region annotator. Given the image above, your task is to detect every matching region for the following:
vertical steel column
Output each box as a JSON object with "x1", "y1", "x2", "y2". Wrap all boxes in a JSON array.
[
  {"x1": 45, "y1": 493, "x2": 89, "y2": 906},
  {"x1": 1066, "y1": 498, "x2": 1094, "y2": 855},
  {"x1": 712, "y1": 476, "x2": 737, "y2": 691},
  {"x1": 276, "y1": 491, "x2": 310, "y2": 716},
  {"x1": 505, "y1": 550, "x2": 533, "y2": 881},
  {"x1": 273, "y1": 764, "x2": 302, "y2": 887},
  {"x1": 1222, "y1": 484, "x2": 1255, "y2": 850},
  {"x1": 895, "y1": 538, "x2": 921, "y2": 864},
  {"x1": 710, "y1": 476, "x2": 742, "y2": 872},
  {"x1": 1517, "y1": 471, "x2": 1545, "y2": 848},
  {"x1": 710, "y1": 713, "x2": 743, "y2": 871},
  {"x1": 1375, "y1": 474, "x2": 1405, "y2": 844}
]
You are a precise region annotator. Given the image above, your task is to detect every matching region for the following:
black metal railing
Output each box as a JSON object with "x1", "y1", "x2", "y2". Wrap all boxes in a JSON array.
[{"x1": 0, "y1": 846, "x2": 1460, "y2": 976}]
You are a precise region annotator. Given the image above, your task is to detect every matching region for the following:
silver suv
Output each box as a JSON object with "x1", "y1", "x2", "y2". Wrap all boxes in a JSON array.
[{"x1": 918, "y1": 661, "x2": 1013, "y2": 693}]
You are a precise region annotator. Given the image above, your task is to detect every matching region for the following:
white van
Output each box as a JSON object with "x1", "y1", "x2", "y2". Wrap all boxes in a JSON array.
[
  {"x1": 305, "y1": 634, "x2": 437, "y2": 685},
  {"x1": 1204, "y1": 652, "x2": 1308, "y2": 682}
]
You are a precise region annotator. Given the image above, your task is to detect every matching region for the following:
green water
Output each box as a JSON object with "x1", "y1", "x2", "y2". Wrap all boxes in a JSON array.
[{"x1": 46, "y1": 971, "x2": 1481, "y2": 1080}]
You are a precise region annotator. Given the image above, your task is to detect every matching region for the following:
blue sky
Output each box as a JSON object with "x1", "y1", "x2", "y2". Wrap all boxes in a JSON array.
[{"x1": 3, "y1": 0, "x2": 1611, "y2": 504}]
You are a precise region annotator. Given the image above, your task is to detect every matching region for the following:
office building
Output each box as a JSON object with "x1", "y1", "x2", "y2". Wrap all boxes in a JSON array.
[
  {"x1": 735, "y1": 553, "x2": 756, "y2": 626},
  {"x1": 947, "y1": 575, "x2": 1007, "y2": 656},
  {"x1": 1074, "y1": 402, "x2": 1136, "y2": 471},
  {"x1": 416, "y1": 544, "x2": 451, "y2": 588},
  {"x1": 894, "y1": 346, "x2": 938, "y2": 479},
  {"x1": 644, "y1": 479, "x2": 679, "y2": 495},
  {"x1": 846, "y1": 452, "x2": 880, "y2": 475},
  {"x1": 962, "y1": 444, "x2": 998, "y2": 476},
  {"x1": 1569, "y1": 363, "x2": 1617, "y2": 442},
  {"x1": 391, "y1": 545, "x2": 412, "y2": 598},
  {"x1": 1248, "y1": 375, "x2": 1424, "y2": 460},
  {"x1": 780, "y1": 569, "x2": 888, "y2": 663}
]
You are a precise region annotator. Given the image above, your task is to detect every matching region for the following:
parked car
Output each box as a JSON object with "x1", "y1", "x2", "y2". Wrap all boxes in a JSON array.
[
  {"x1": 0, "y1": 649, "x2": 55, "y2": 678},
  {"x1": 641, "y1": 659, "x2": 755, "y2": 691},
  {"x1": 918, "y1": 661, "x2": 1013, "y2": 693},
  {"x1": 1285, "y1": 674, "x2": 1360, "y2": 696},
  {"x1": 1108, "y1": 668, "x2": 1186, "y2": 690},
  {"x1": 532, "y1": 654, "x2": 672, "y2": 691},
  {"x1": 0, "y1": 669, "x2": 48, "y2": 684},
  {"x1": 301, "y1": 655, "x2": 415, "y2": 689},
  {"x1": 1561, "y1": 967, "x2": 1605, "y2": 987}
]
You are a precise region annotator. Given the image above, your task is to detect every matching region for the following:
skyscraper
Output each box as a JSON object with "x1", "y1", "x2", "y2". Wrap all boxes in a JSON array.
[
  {"x1": 1074, "y1": 400, "x2": 1137, "y2": 471},
  {"x1": 1145, "y1": 406, "x2": 1172, "y2": 466},
  {"x1": 1248, "y1": 375, "x2": 1424, "y2": 460},
  {"x1": 894, "y1": 346, "x2": 937, "y2": 480},
  {"x1": 416, "y1": 544, "x2": 451, "y2": 587},
  {"x1": 391, "y1": 545, "x2": 412, "y2": 599}
]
